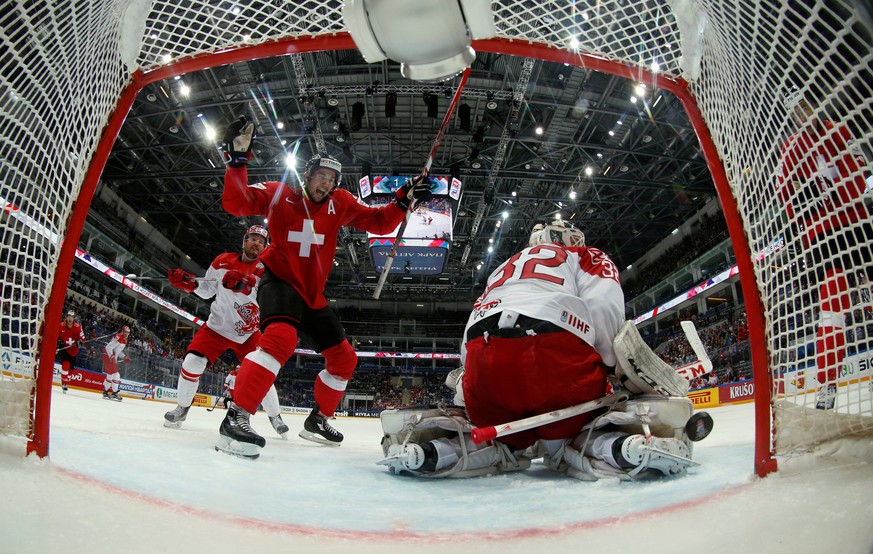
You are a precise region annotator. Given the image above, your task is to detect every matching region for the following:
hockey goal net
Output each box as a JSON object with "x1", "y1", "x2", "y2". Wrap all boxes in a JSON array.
[{"x1": 2, "y1": 1, "x2": 871, "y2": 473}]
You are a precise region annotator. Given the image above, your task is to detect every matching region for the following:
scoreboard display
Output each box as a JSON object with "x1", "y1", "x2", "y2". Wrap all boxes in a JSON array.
[{"x1": 358, "y1": 175, "x2": 463, "y2": 275}]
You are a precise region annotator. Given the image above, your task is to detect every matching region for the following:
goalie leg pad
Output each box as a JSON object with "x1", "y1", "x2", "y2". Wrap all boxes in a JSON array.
[
  {"x1": 613, "y1": 321, "x2": 690, "y2": 397},
  {"x1": 378, "y1": 407, "x2": 531, "y2": 478},
  {"x1": 554, "y1": 396, "x2": 698, "y2": 480}
]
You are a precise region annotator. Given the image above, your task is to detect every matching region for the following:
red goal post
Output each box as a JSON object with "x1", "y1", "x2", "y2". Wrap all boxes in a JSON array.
[{"x1": 2, "y1": 1, "x2": 870, "y2": 476}]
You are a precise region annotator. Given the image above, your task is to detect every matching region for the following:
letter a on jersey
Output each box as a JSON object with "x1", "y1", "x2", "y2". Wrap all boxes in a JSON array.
[{"x1": 287, "y1": 219, "x2": 325, "y2": 257}]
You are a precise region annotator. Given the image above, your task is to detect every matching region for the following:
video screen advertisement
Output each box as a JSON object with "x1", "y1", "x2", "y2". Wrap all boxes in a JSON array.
[{"x1": 358, "y1": 175, "x2": 462, "y2": 275}]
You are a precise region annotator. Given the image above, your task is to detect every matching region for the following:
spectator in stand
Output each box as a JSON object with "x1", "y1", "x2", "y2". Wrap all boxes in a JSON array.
[
  {"x1": 776, "y1": 86, "x2": 872, "y2": 410},
  {"x1": 708, "y1": 372, "x2": 719, "y2": 388},
  {"x1": 102, "y1": 325, "x2": 131, "y2": 401},
  {"x1": 57, "y1": 310, "x2": 86, "y2": 393}
]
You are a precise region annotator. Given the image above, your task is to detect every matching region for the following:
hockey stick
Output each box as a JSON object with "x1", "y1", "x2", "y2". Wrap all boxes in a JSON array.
[
  {"x1": 372, "y1": 67, "x2": 471, "y2": 300},
  {"x1": 206, "y1": 395, "x2": 224, "y2": 412},
  {"x1": 55, "y1": 332, "x2": 116, "y2": 352},
  {"x1": 124, "y1": 273, "x2": 216, "y2": 283},
  {"x1": 470, "y1": 392, "x2": 629, "y2": 444}
]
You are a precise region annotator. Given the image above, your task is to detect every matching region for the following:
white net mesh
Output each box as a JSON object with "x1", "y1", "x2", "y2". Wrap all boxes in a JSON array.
[{"x1": 1, "y1": 1, "x2": 871, "y2": 463}]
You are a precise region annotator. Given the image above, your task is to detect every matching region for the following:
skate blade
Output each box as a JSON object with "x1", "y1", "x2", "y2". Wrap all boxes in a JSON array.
[
  {"x1": 214, "y1": 436, "x2": 261, "y2": 459},
  {"x1": 163, "y1": 420, "x2": 183, "y2": 429},
  {"x1": 298, "y1": 429, "x2": 341, "y2": 447},
  {"x1": 275, "y1": 430, "x2": 289, "y2": 440}
]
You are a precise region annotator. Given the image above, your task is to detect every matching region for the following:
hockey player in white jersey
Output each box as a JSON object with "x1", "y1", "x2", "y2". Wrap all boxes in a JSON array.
[
  {"x1": 162, "y1": 226, "x2": 288, "y2": 438},
  {"x1": 102, "y1": 325, "x2": 131, "y2": 401},
  {"x1": 377, "y1": 221, "x2": 707, "y2": 479}
]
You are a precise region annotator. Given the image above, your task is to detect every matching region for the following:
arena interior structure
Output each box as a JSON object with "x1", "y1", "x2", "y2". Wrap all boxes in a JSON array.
[{"x1": 1, "y1": 0, "x2": 871, "y2": 477}]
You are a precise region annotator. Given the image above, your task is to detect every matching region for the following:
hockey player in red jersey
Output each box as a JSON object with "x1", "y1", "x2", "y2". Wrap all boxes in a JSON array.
[
  {"x1": 377, "y1": 222, "x2": 699, "y2": 479},
  {"x1": 215, "y1": 117, "x2": 431, "y2": 458},
  {"x1": 102, "y1": 325, "x2": 131, "y2": 401},
  {"x1": 776, "y1": 87, "x2": 872, "y2": 410},
  {"x1": 163, "y1": 226, "x2": 289, "y2": 438},
  {"x1": 57, "y1": 310, "x2": 86, "y2": 393}
]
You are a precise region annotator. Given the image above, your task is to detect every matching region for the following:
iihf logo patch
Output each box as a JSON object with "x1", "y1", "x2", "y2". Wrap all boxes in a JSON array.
[{"x1": 560, "y1": 311, "x2": 569, "y2": 323}]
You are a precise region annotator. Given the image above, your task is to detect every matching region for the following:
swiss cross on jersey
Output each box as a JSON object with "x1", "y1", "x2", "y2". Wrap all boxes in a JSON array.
[{"x1": 287, "y1": 218, "x2": 325, "y2": 257}]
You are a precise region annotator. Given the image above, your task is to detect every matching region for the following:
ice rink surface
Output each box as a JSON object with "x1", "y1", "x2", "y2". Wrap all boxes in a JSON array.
[{"x1": 1, "y1": 387, "x2": 871, "y2": 553}]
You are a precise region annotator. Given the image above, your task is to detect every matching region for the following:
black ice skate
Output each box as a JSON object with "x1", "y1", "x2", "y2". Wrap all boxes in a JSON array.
[
  {"x1": 102, "y1": 390, "x2": 111, "y2": 400},
  {"x1": 269, "y1": 414, "x2": 289, "y2": 439},
  {"x1": 163, "y1": 405, "x2": 190, "y2": 429},
  {"x1": 298, "y1": 406, "x2": 343, "y2": 446},
  {"x1": 109, "y1": 391, "x2": 123, "y2": 401},
  {"x1": 62, "y1": 384, "x2": 68, "y2": 394},
  {"x1": 215, "y1": 404, "x2": 266, "y2": 459}
]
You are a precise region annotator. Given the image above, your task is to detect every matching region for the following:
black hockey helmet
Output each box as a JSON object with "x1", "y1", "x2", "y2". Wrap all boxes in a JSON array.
[{"x1": 304, "y1": 153, "x2": 342, "y2": 187}]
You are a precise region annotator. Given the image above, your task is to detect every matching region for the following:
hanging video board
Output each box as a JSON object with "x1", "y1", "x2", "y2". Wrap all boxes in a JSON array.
[{"x1": 358, "y1": 175, "x2": 462, "y2": 275}]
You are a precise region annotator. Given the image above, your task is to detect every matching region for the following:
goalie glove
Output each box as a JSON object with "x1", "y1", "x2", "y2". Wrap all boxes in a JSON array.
[
  {"x1": 395, "y1": 175, "x2": 433, "y2": 210},
  {"x1": 223, "y1": 117, "x2": 256, "y2": 167},
  {"x1": 222, "y1": 269, "x2": 256, "y2": 295},
  {"x1": 168, "y1": 268, "x2": 198, "y2": 293}
]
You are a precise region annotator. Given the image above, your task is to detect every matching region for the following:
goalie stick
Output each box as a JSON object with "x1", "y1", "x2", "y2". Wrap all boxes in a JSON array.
[
  {"x1": 674, "y1": 320, "x2": 714, "y2": 382},
  {"x1": 471, "y1": 392, "x2": 630, "y2": 444},
  {"x1": 372, "y1": 67, "x2": 471, "y2": 300}
]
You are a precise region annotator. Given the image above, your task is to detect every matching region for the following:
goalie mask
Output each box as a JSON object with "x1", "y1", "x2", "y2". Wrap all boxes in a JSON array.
[{"x1": 528, "y1": 221, "x2": 585, "y2": 247}]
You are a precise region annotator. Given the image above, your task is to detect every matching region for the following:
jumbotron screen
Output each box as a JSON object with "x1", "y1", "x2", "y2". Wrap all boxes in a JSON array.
[{"x1": 358, "y1": 175, "x2": 463, "y2": 275}]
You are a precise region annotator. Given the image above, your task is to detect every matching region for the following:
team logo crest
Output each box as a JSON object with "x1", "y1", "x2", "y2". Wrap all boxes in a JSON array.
[{"x1": 234, "y1": 302, "x2": 261, "y2": 336}]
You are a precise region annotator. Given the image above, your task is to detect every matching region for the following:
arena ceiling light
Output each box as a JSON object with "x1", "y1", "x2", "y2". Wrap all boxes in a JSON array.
[{"x1": 343, "y1": 0, "x2": 495, "y2": 82}]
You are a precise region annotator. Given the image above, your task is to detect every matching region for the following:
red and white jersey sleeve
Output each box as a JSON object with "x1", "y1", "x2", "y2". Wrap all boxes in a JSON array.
[
  {"x1": 195, "y1": 253, "x2": 265, "y2": 344},
  {"x1": 463, "y1": 244, "x2": 625, "y2": 367},
  {"x1": 58, "y1": 322, "x2": 86, "y2": 355},
  {"x1": 104, "y1": 333, "x2": 127, "y2": 362},
  {"x1": 223, "y1": 166, "x2": 405, "y2": 309}
]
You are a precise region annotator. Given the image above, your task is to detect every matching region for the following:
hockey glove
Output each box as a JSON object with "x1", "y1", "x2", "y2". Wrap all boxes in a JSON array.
[
  {"x1": 395, "y1": 175, "x2": 433, "y2": 210},
  {"x1": 168, "y1": 268, "x2": 198, "y2": 293},
  {"x1": 222, "y1": 269, "x2": 256, "y2": 295},
  {"x1": 223, "y1": 117, "x2": 256, "y2": 167}
]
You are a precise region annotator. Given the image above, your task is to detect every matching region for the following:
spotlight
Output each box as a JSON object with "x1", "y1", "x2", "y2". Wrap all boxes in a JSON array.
[
  {"x1": 486, "y1": 91, "x2": 498, "y2": 110},
  {"x1": 423, "y1": 92, "x2": 438, "y2": 118},
  {"x1": 351, "y1": 102, "x2": 365, "y2": 131},
  {"x1": 459, "y1": 103, "x2": 471, "y2": 131},
  {"x1": 385, "y1": 91, "x2": 397, "y2": 118},
  {"x1": 327, "y1": 97, "x2": 339, "y2": 106}
]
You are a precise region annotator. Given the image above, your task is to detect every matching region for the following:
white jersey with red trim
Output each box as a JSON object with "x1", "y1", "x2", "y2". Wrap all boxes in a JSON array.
[
  {"x1": 224, "y1": 372, "x2": 236, "y2": 393},
  {"x1": 194, "y1": 253, "x2": 265, "y2": 344},
  {"x1": 462, "y1": 244, "x2": 625, "y2": 367},
  {"x1": 104, "y1": 333, "x2": 128, "y2": 362}
]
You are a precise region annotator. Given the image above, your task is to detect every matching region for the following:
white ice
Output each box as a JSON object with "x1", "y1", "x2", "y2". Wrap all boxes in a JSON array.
[{"x1": 1, "y1": 388, "x2": 871, "y2": 553}]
